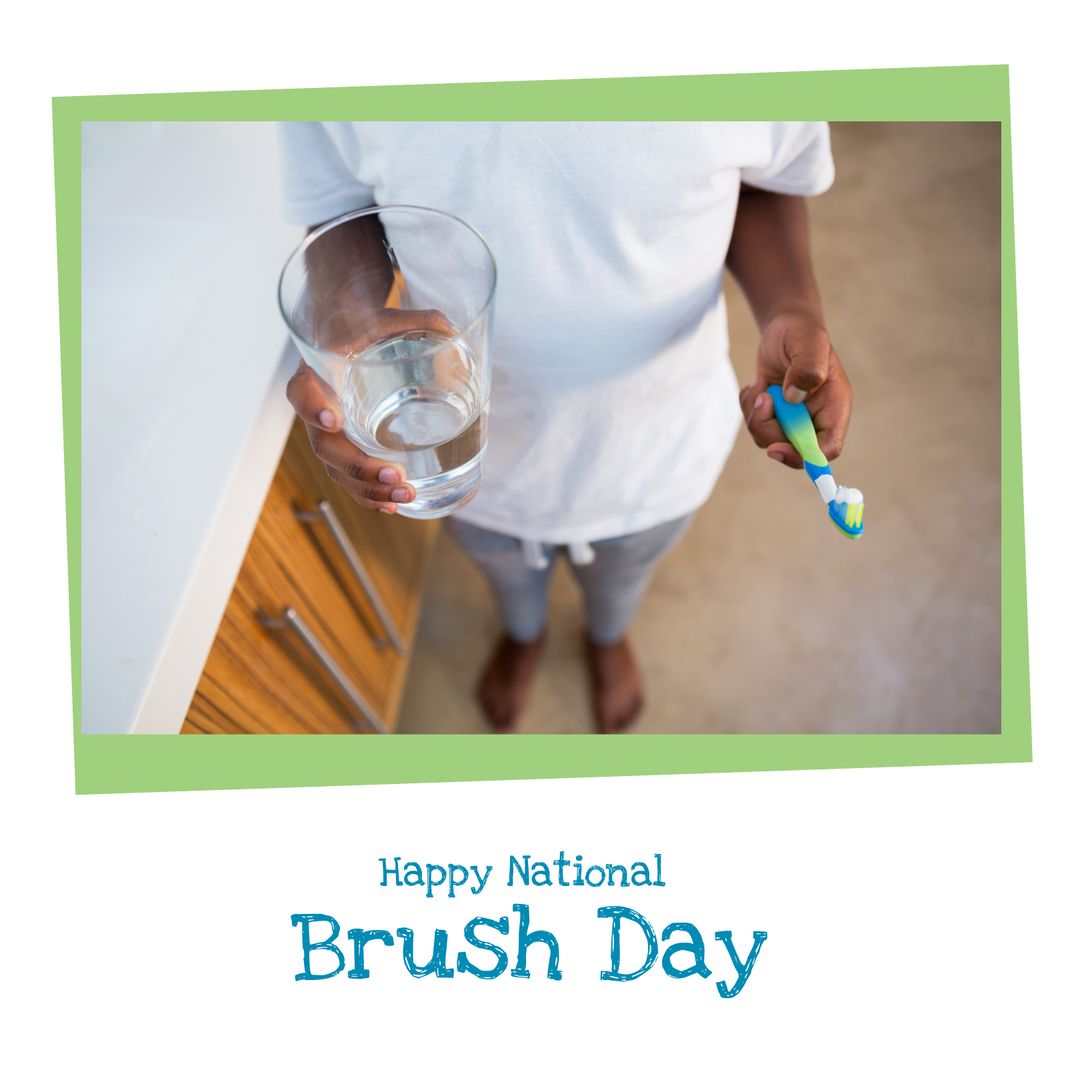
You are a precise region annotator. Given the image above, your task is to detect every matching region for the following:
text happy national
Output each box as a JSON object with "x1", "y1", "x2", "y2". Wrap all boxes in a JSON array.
[{"x1": 379, "y1": 852, "x2": 667, "y2": 898}]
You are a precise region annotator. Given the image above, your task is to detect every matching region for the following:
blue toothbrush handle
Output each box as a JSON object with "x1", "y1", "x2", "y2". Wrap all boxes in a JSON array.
[
  {"x1": 764, "y1": 385, "x2": 830, "y2": 471},
  {"x1": 765, "y1": 385, "x2": 864, "y2": 539}
]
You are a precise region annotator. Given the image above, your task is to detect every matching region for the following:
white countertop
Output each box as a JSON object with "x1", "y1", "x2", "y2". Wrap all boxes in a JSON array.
[{"x1": 82, "y1": 122, "x2": 302, "y2": 733}]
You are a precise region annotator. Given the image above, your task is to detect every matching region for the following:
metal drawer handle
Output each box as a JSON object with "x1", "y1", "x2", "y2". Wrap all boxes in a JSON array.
[
  {"x1": 296, "y1": 499, "x2": 405, "y2": 654},
  {"x1": 259, "y1": 607, "x2": 386, "y2": 734}
]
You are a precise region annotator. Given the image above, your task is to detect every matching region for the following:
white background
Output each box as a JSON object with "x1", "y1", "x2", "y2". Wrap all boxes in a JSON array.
[
  {"x1": 1, "y1": 2, "x2": 1077, "y2": 1075},
  {"x1": 82, "y1": 121, "x2": 298, "y2": 732}
]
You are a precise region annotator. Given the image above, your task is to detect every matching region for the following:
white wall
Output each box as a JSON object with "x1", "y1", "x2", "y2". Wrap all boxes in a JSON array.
[{"x1": 82, "y1": 122, "x2": 301, "y2": 733}]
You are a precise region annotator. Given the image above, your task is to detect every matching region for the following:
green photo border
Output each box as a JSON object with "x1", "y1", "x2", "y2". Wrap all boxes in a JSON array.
[{"x1": 56, "y1": 65, "x2": 1029, "y2": 794}]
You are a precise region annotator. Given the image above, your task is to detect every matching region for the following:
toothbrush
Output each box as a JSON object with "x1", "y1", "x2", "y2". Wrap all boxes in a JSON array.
[{"x1": 765, "y1": 384, "x2": 864, "y2": 540}]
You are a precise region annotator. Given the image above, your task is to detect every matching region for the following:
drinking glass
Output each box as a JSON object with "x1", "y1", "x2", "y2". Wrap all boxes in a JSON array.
[{"x1": 278, "y1": 205, "x2": 496, "y2": 518}]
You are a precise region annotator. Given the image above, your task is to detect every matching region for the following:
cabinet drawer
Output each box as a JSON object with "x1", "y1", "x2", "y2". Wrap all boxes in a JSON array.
[
  {"x1": 183, "y1": 418, "x2": 435, "y2": 734},
  {"x1": 283, "y1": 421, "x2": 429, "y2": 638}
]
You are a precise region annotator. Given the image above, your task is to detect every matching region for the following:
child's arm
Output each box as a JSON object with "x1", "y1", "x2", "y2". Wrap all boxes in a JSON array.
[{"x1": 725, "y1": 185, "x2": 853, "y2": 469}]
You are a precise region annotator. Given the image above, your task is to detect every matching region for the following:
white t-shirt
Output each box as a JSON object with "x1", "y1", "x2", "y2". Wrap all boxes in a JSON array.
[{"x1": 279, "y1": 122, "x2": 834, "y2": 544}]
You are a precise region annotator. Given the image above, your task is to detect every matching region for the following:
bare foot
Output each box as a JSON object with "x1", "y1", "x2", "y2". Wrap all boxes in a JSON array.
[
  {"x1": 585, "y1": 636, "x2": 644, "y2": 734},
  {"x1": 476, "y1": 634, "x2": 546, "y2": 732}
]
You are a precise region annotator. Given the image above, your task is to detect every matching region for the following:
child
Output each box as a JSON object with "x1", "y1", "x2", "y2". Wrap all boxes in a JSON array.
[{"x1": 280, "y1": 122, "x2": 854, "y2": 732}]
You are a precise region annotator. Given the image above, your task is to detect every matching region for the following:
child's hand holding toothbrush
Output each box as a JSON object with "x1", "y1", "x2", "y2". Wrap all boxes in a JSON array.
[
  {"x1": 738, "y1": 310, "x2": 854, "y2": 470},
  {"x1": 738, "y1": 311, "x2": 864, "y2": 539},
  {"x1": 725, "y1": 186, "x2": 862, "y2": 537}
]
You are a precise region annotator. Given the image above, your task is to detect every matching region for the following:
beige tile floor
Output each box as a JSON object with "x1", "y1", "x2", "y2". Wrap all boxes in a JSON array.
[{"x1": 397, "y1": 122, "x2": 1002, "y2": 735}]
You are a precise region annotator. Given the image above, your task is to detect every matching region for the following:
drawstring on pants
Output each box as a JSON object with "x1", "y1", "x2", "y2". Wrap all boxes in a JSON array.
[{"x1": 521, "y1": 539, "x2": 596, "y2": 571}]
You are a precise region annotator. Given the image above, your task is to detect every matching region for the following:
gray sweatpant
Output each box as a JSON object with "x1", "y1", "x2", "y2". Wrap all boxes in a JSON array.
[{"x1": 446, "y1": 514, "x2": 695, "y2": 645}]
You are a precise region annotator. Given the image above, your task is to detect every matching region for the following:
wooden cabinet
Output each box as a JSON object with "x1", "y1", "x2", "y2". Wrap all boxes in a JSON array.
[{"x1": 182, "y1": 420, "x2": 435, "y2": 734}]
